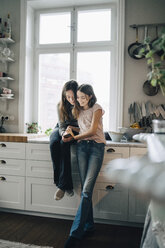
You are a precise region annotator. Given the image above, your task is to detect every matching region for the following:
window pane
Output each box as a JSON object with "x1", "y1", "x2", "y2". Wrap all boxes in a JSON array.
[
  {"x1": 39, "y1": 12, "x2": 71, "y2": 44},
  {"x1": 77, "y1": 9, "x2": 111, "y2": 42},
  {"x1": 39, "y1": 53, "x2": 70, "y2": 131},
  {"x1": 77, "y1": 51, "x2": 111, "y2": 131}
]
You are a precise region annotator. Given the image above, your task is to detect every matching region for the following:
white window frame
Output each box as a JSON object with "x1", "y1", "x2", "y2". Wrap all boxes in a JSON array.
[{"x1": 19, "y1": 0, "x2": 125, "y2": 133}]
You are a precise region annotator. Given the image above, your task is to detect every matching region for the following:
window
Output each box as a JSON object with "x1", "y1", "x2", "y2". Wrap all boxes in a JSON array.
[{"x1": 22, "y1": 2, "x2": 124, "y2": 133}]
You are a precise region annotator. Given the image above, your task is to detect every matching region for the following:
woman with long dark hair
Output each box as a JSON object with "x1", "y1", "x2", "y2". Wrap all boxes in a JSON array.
[{"x1": 49, "y1": 80, "x2": 79, "y2": 200}]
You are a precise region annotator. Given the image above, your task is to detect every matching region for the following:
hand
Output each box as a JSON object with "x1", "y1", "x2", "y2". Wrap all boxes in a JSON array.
[
  {"x1": 67, "y1": 127, "x2": 75, "y2": 138},
  {"x1": 62, "y1": 135, "x2": 73, "y2": 142}
]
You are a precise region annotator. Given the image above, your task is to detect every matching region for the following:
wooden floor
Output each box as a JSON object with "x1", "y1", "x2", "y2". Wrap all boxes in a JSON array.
[{"x1": 0, "y1": 212, "x2": 143, "y2": 248}]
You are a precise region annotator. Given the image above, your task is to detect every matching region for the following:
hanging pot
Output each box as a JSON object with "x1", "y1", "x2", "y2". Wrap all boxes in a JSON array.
[
  {"x1": 143, "y1": 80, "x2": 159, "y2": 96},
  {"x1": 133, "y1": 26, "x2": 150, "y2": 59},
  {"x1": 128, "y1": 27, "x2": 143, "y2": 59}
]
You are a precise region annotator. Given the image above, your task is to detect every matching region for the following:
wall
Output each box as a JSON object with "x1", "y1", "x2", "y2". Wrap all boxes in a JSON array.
[
  {"x1": 0, "y1": 0, "x2": 20, "y2": 132},
  {"x1": 0, "y1": 0, "x2": 165, "y2": 132},
  {"x1": 123, "y1": 0, "x2": 165, "y2": 127}
]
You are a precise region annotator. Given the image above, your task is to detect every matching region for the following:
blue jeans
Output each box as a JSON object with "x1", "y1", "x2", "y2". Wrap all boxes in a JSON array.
[{"x1": 70, "y1": 140, "x2": 105, "y2": 239}]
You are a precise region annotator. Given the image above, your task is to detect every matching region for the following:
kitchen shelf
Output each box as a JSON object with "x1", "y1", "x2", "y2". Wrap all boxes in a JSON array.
[{"x1": 0, "y1": 38, "x2": 15, "y2": 44}]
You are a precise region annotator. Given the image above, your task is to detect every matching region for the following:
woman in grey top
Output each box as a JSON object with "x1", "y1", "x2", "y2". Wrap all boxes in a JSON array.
[{"x1": 49, "y1": 80, "x2": 79, "y2": 200}]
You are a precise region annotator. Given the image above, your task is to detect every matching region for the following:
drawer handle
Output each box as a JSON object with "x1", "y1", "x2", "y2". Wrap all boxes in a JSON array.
[
  {"x1": 106, "y1": 148, "x2": 115, "y2": 153},
  {"x1": 0, "y1": 176, "x2": 6, "y2": 181},
  {"x1": 0, "y1": 160, "x2": 6, "y2": 164},
  {"x1": 0, "y1": 143, "x2": 6, "y2": 148},
  {"x1": 106, "y1": 185, "x2": 115, "y2": 190}
]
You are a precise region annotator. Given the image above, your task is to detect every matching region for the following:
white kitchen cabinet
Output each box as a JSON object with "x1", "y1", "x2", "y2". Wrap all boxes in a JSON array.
[
  {"x1": 99, "y1": 146, "x2": 129, "y2": 181},
  {"x1": 129, "y1": 147, "x2": 147, "y2": 157},
  {"x1": 0, "y1": 142, "x2": 26, "y2": 159},
  {"x1": 93, "y1": 182, "x2": 128, "y2": 221},
  {"x1": 25, "y1": 143, "x2": 81, "y2": 215},
  {"x1": 26, "y1": 143, "x2": 51, "y2": 161},
  {"x1": 128, "y1": 191, "x2": 149, "y2": 223},
  {"x1": 0, "y1": 141, "x2": 149, "y2": 225},
  {"x1": 26, "y1": 177, "x2": 81, "y2": 215},
  {"x1": 129, "y1": 146, "x2": 149, "y2": 222},
  {"x1": 0, "y1": 142, "x2": 25, "y2": 210},
  {"x1": 100, "y1": 145, "x2": 148, "y2": 223}
]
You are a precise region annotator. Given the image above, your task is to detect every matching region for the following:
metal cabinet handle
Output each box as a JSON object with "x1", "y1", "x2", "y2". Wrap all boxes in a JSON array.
[
  {"x1": 106, "y1": 185, "x2": 115, "y2": 190},
  {"x1": 0, "y1": 143, "x2": 6, "y2": 148},
  {"x1": 0, "y1": 160, "x2": 6, "y2": 164},
  {"x1": 0, "y1": 176, "x2": 6, "y2": 181},
  {"x1": 106, "y1": 148, "x2": 115, "y2": 153}
]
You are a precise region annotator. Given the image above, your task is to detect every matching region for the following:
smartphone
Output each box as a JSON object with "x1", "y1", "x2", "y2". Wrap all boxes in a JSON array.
[{"x1": 63, "y1": 133, "x2": 72, "y2": 138}]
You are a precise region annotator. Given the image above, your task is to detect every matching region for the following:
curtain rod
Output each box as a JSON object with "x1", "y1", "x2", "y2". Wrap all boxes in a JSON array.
[{"x1": 130, "y1": 23, "x2": 165, "y2": 28}]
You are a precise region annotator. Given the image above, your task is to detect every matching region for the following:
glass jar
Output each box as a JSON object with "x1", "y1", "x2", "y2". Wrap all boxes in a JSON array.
[{"x1": 152, "y1": 120, "x2": 165, "y2": 134}]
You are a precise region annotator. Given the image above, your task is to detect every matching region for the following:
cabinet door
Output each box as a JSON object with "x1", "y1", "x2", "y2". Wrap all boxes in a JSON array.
[
  {"x1": 0, "y1": 142, "x2": 25, "y2": 159},
  {"x1": 26, "y1": 143, "x2": 51, "y2": 161},
  {"x1": 0, "y1": 158, "x2": 25, "y2": 176},
  {"x1": 99, "y1": 146, "x2": 129, "y2": 181},
  {"x1": 128, "y1": 190, "x2": 149, "y2": 223},
  {"x1": 26, "y1": 177, "x2": 81, "y2": 216},
  {"x1": 129, "y1": 147, "x2": 148, "y2": 223},
  {"x1": 129, "y1": 147, "x2": 147, "y2": 157},
  {"x1": 0, "y1": 175, "x2": 25, "y2": 210},
  {"x1": 93, "y1": 182, "x2": 128, "y2": 221}
]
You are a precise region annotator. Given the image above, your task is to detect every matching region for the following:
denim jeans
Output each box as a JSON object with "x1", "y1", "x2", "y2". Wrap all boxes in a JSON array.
[
  {"x1": 49, "y1": 127, "x2": 73, "y2": 191},
  {"x1": 70, "y1": 140, "x2": 105, "y2": 239}
]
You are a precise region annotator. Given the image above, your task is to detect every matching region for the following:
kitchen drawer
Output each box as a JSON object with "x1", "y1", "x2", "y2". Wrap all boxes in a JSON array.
[
  {"x1": 98, "y1": 146, "x2": 129, "y2": 181},
  {"x1": 0, "y1": 175, "x2": 25, "y2": 210},
  {"x1": 129, "y1": 147, "x2": 147, "y2": 157},
  {"x1": 26, "y1": 160, "x2": 53, "y2": 178},
  {"x1": 0, "y1": 142, "x2": 26, "y2": 159},
  {"x1": 93, "y1": 182, "x2": 128, "y2": 221},
  {"x1": 0, "y1": 158, "x2": 25, "y2": 176},
  {"x1": 26, "y1": 143, "x2": 51, "y2": 161},
  {"x1": 26, "y1": 177, "x2": 81, "y2": 215}
]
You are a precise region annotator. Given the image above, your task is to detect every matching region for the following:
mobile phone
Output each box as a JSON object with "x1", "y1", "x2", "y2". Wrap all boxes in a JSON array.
[{"x1": 63, "y1": 133, "x2": 72, "y2": 138}]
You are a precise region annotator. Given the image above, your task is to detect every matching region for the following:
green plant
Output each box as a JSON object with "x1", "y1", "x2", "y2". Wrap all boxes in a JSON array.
[
  {"x1": 139, "y1": 29, "x2": 165, "y2": 95},
  {"x1": 45, "y1": 128, "x2": 53, "y2": 136},
  {"x1": 26, "y1": 122, "x2": 41, "y2": 134}
]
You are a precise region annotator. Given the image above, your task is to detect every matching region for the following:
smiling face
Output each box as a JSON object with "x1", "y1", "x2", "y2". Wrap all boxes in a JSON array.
[
  {"x1": 77, "y1": 90, "x2": 91, "y2": 109},
  {"x1": 65, "y1": 90, "x2": 75, "y2": 105}
]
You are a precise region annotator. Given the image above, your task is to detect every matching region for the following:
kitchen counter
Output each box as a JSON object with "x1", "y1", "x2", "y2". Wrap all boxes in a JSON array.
[{"x1": 28, "y1": 136, "x2": 147, "y2": 147}]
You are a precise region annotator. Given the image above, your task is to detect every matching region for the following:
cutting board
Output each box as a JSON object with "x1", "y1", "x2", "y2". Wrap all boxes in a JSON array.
[{"x1": 0, "y1": 133, "x2": 46, "y2": 143}]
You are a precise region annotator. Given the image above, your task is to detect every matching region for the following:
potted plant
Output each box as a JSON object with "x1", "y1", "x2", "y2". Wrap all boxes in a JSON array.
[
  {"x1": 139, "y1": 29, "x2": 165, "y2": 95},
  {"x1": 26, "y1": 122, "x2": 41, "y2": 134}
]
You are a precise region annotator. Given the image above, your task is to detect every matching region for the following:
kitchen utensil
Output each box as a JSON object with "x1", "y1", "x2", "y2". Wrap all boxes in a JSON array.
[
  {"x1": 108, "y1": 131, "x2": 124, "y2": 142},
  {"x1": 128, "y1": 103, "x2": 134, "y2": 124},
  {"x1": 128, "y1": 27, "x2": 142, "y2": 59},
  {"x1": 143, "y1": 80, "x2": 159, "y2": 96},
  {"x1": 142, "y1": 102, "x2": 147, "y2": 127},
  {"x1": 1, "y1": 94, "x2": 14, "y2": 98},
  {"x1": 152, "y1": 120, "x2": 165, "y2": 133}
]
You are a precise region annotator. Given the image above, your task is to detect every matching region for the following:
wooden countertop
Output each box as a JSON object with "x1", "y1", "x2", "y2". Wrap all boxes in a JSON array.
[{"x1": 0, "y1": 133, "x2": 46, "y2": 143}]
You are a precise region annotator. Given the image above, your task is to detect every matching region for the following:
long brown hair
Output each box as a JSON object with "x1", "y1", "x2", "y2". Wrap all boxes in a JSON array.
[
  {"x1": 72, "y1": 84, "x2": 97, "y2": 119},
  {"x1": 59, "y1": 80, "x2": 78, "y2": 121}
]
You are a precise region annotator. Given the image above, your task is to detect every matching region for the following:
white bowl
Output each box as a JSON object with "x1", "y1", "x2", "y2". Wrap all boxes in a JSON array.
[{"x1": 108, "y1": 131, "x2": 124, "y2": 142}]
